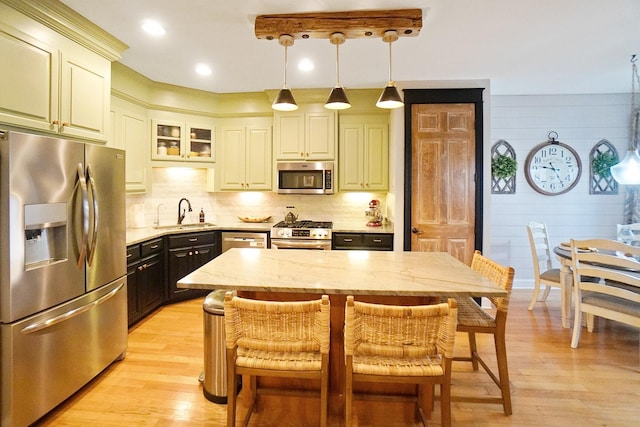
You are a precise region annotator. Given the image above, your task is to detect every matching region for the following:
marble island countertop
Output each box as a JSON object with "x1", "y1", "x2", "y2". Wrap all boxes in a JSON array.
[
  {"x1": 126, "y1": 221, "x2": 394, "y2": 246},
  {"x1": 178, "y1": 248, "x2": 506, "y2": 298}
]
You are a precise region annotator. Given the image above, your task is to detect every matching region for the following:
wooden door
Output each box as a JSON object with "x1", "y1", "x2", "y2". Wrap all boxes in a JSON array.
[{"x1": 410, "y1": 103, "x2": 476, "y2": 264}]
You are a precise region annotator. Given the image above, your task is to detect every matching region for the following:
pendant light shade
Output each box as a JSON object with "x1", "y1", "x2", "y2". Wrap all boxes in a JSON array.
[
  {"x1": 273, "y1": 88, "x2": 298, "y2": 111},
  {"x1": 611, "y1": 55, "x2": 640, "y2": 185},
  {"x1": 377, "y1": 30, "x2": 403, "y2": 109},
  {"x1": 325, "y1": 33, "x2": 351, "y2": 110},
  {"x1": 377, "y1": 83, "x2": 404, "y2": 109},
  {"x1": 272, "y1": 34, "x2": 298, "y2": 112},
  {"x1": 611, "y1": 147, "x2": 640, "y2": 185}
]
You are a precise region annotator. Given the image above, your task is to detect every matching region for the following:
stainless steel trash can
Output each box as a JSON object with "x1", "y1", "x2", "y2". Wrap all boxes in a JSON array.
[{"x1": 202, "y1": 289, "x2": 239, "y2": 403}]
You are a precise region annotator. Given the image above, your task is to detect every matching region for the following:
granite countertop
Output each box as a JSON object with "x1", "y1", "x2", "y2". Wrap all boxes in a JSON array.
[
  {"x1": 126, "y1": 221, "x2": 394, "y2": 246},
  {"x1": 178, "y1": 248, "x2": 506, "y2": 298}
]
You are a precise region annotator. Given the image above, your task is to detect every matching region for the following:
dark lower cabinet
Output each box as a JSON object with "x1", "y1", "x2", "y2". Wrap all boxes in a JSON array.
[
  {"x1": 126, "y1": 230, "x2": 222, "y2": 326},
  {"x1": 332, "y1": 232, "x2": 394, "y2": 251},
  {"x1": 166, "y1": 231, "x2": 220, "y2": 303},
  {"x1": 126, "y1": 238, "x2": 165, "y2": 327}
]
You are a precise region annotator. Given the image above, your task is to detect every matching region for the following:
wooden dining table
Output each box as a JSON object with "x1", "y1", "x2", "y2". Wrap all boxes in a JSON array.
[
  {"x1": 552, "y1": 246, "x2": 576, "y2": 328},
  {"x1": 178, "y1": 248, "x2": 507, "y2": 417}
]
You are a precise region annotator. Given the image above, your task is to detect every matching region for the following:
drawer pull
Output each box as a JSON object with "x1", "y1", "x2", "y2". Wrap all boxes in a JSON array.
[
  {"x1": 373, "y1": 239, "x2": 382, "y2": 243},
  {"x1": 344, "y1": 238, "x2": 353, "y2": 243},
  {"x1": 126, "y1": 253, "x2": 132, "y2": 258},
  {"x1": 189, "y1": 238, "x2": 198, "y2": 242},
  {"x1": 150, "y1": 244, "x2": 159, "y2": 249}
]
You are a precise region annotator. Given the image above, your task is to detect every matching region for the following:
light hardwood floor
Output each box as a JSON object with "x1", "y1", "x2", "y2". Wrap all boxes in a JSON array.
[{"x1": 37, "y1": 290, "x2": 640, "y2": 426}]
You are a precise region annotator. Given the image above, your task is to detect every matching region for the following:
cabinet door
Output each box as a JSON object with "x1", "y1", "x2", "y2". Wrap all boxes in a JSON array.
[
  {"x1": 167, "y1": 247, "x2": 192, "y2": 300},
  {"x1": 59, "y1": 48, "x2": 110, "y2": 141},
  {"x1": 192, "y1": 244, "x2": 216, "y2": 270},
  {"x1": 121, "y1": 110, "x2": 148, "y2": 193},
  {"x1": 152, "y1": 120, "x2": 184, "y2": 160},
  {"x1": 364, "y1": 123, "x2": 389, "y2": 191},
  {"x1": 0, "y1": 24, "x2": 59, "y2": 132},
  {"x1": 139, "y1": 253, "x2": 164, "y2": 314},
  {"x1": 274, "y1": 112, "x2": 304, "y2": 160},
  {"x1": 126, "y1": 261, "x2": 142, "y2": 326},
  {"x1": 219, "y1": 126, "x2": 246, "y2": 190},
  {"x1": 339, "y1": 123, "x2": 365, "y2": 190},
  {"x1": 186, "y1": 125, "x2": 214, "y2": 162},
  {"x1": 245, "y1": 125, "x2": 272, "y2": 190},
  {"x1": 306, "y1": 111, "x2": 336, "y2": 160}
]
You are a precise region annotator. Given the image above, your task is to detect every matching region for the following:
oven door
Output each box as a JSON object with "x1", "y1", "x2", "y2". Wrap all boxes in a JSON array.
[{"x1": 271, "y1": 239, "x2": 332, "y2": 250}]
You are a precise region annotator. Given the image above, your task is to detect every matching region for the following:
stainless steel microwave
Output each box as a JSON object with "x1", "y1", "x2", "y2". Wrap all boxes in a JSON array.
[{"x1": 277, "y1": 161, "x2": 335, "y2": 194}]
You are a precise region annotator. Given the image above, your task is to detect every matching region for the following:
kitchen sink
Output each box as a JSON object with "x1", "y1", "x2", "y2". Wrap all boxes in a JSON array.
[{"x1": 153, "y1": 222, "x2": 216, "y2": 230}]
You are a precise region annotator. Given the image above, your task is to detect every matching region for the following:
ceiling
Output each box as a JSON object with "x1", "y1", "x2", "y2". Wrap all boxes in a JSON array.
[{"x1": 60, "y1": 0, "x2": 640, "y2": 96}]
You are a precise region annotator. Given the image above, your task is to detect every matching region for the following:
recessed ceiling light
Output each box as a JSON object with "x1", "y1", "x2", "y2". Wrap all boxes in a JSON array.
[
  {"x1": 195, "y1": 63, "x2": 212, "y2": 76},
  {"x1": 298, "y1": 58, "x2": 314, "y2": 72},
  {"x1": 142, "y1": 20, "x2": 165, "y2": 37}
]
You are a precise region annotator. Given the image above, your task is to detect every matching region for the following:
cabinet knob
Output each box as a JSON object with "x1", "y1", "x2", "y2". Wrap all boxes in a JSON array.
[
  {"x1": 189, "y1": 251, "x2": 193, "y2": 256},
  {"x1": 138, "y1": 265, "x2": 144, "y2": 271},
  {"x1": 195, "y1": 250, "x2": 199, "y2": 255},
  {"x1": 52, "y1": 120, "x2": 59, "y2": 125},
  {"x1": 411, "y1": 227, "x2": 421, "y2": 234},
  {"x1": 62, "y1": 122, "x2": 69, "y2": 127},
  {"x1": 245, "y1": 183, "x2": 249, "y2": 188}
]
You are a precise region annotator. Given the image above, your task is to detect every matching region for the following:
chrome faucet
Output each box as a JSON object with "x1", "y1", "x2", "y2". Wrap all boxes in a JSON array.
[
  {"x1": 154, "y1": 203, "x2": 164, "y2": 226},
  {"x1": 177, "y1": 198, "x2": 192, "y2": 224}
]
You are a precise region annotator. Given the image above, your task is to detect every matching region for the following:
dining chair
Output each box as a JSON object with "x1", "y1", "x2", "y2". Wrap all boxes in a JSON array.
[
  {"x1": 569, "y1": 238, "x2": 640, "y2": 349},
  {"x1": 526, "y1": 221, "x2": 562, "y2": 311},
  {"x1": 452, "y1": 250, "x2": 515, "y2": 415},
  {"x1": 616, "y1": 223, "x2": 640, "y2": 246},
  {"x1": 223, "y1": 292, "x2": 330, "y2": 427},
  {"x1": 344, "y1": 296, "x2": 458, "y2": 427}
]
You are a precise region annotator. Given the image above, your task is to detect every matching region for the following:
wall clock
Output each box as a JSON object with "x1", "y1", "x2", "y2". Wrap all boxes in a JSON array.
[{"x1": 525, "y1": 140, "x2": 582, "y2": 195}]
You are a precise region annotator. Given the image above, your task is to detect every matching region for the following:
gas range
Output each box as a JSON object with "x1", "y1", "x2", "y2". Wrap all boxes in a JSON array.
[{"x1": 270, "y1": 220, "x2": 333, "y2": 240}]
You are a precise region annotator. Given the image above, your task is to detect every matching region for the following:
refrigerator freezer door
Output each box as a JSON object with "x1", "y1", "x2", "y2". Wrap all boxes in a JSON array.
[
  {"x1": 85, "y1": 144, "x2": 126, "y2": 292},
  {"x1": 0, "y1": 278, "x2": 127, "y2": 427},
  {"x1": 0, "y1": 132, "x2": 85, "y2": 323}
]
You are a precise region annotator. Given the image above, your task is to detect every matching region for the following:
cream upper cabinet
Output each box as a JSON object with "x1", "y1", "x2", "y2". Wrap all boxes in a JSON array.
[
  {"x1": 339, "y1": 115, "x2": 389, "y2": 191},
  {"x1": 151, "y1": 118, "x2": 215, "y2": 163},
  {"x1": 0, "y1": 21, "x2": 113, "y2": 142},
  {"x1": 274, "y1": 104, "x2": 337, "y2": 160},
  {"x1": 218, "y1": 118, "x2": 272, "y2": 191},
  {"x1": 111, "y1": 99, "x2": 149, "y2": 193}
]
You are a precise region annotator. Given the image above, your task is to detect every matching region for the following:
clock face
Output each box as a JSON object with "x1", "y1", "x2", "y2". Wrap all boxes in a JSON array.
[{"x1": 525, "y1": 142, "x2": 582, "y2": 195}]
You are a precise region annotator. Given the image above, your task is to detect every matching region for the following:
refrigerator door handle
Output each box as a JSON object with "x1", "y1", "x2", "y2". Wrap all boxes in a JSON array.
[
  {"x1": 76, "y1": 163, "x2": 89, "y2": 268},
  {"x1": 20, "y1": 283, "x2": 125, "y2": 335},
  {"x1": 86, "y1": 164, "x2": 99, "y2": 266}
]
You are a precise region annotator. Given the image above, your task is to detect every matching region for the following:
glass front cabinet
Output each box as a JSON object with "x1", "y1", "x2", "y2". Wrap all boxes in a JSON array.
[{"x1": 152, "y1": 119, "x2": 214, "y2": 163}]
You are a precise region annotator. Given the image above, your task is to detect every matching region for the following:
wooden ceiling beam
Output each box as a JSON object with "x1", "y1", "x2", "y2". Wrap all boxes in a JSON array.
[{"x1": 254, "y1": 9, "x2": 422, "y2": 41}]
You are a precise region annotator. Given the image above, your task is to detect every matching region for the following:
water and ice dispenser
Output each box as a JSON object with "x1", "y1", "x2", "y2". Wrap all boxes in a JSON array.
[{"x1": 24, "y1": 203, "x2": 67, "y2": 270}]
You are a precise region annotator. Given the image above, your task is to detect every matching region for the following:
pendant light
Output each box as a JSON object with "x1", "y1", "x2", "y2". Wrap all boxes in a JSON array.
[
  {"x1": 611, "y1": 54, "x2": 640, "y2": 185},
  {"x1": 272, "y1": 34, "x2": 298, "y2": 111},
  {"x1": 376, "y1": 30, "x2": 404, "y2": 109},
  {"x1": 325, "y1": 32, "x2": 351, "y2": 110}
]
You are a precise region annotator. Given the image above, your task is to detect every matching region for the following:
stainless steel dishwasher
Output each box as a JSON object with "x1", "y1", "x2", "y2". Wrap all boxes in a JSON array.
[{"x1": 221, "y1": 232, "x2": 268, "y2": 252}]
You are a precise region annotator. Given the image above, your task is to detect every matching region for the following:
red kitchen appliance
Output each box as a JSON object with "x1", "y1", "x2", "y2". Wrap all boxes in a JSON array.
[{"x1": 366, "y1": 199, "x2": 383, "y2": 227}]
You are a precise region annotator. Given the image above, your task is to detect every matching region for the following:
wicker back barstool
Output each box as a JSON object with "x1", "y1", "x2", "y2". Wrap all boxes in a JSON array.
[
  {"x1": 223, "y1": 292, "x2": 330, "y2": 427},
  {"x1": 452, "y1": 250, "x2": 515, "y2": 415},
  {"x1": 344, "y1": 296, "x2": 458, "y2": 427}
]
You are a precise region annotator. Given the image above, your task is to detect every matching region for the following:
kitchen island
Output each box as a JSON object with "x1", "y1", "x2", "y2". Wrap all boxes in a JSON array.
[{"x1": 178, "y1": 248, "x2": 506, "y2": 417}]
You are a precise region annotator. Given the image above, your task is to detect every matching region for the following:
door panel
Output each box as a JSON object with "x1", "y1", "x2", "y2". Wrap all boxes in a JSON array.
[
  {"x1": 85, "y1": 144, "x2": 126, "y2": 291},
  {"x1": 411, "y1": 103, "x2": 476, "y2": 265}
]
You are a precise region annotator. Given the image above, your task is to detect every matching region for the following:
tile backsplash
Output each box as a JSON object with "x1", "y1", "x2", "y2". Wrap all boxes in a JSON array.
[{"x1": 126, "y1": 168, "x2": 388, "y2": 228}]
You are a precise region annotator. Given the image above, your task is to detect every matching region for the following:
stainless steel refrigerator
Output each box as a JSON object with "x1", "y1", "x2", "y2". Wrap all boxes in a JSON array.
[{"x1": 0, "y1": 130, "x2": 127, "y2": 427}]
